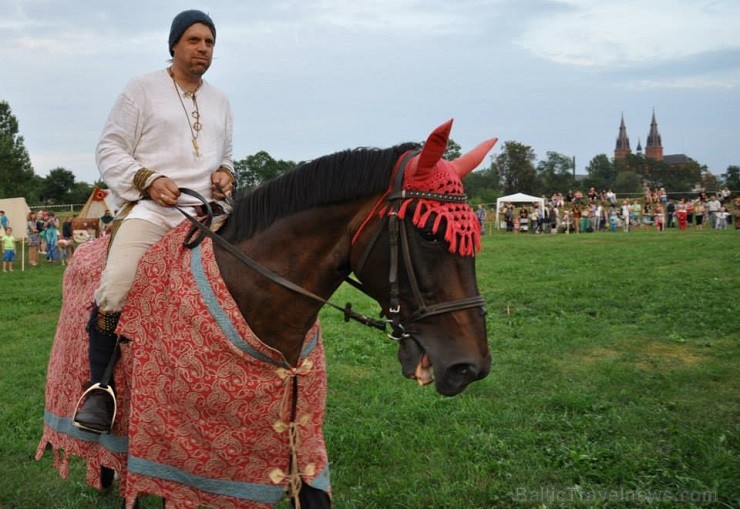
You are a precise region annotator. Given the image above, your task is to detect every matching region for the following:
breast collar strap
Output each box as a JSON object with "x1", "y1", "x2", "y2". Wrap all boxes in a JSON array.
[{"x1": 349, "y1": 151, "x2": 486, "y2": 341}]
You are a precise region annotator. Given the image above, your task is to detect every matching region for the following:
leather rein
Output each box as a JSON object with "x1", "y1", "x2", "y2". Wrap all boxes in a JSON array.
[
  {"x1": 175, "y1": 189, "x2": 388, "y2": 333},
  {"x1": 175, "y1": 152, "x2": 485, "y2": 341}
]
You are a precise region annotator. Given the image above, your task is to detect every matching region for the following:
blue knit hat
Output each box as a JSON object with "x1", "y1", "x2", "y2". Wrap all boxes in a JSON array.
[{"x1": 169, "y1": 10, "x2": 216, "y2": 56}]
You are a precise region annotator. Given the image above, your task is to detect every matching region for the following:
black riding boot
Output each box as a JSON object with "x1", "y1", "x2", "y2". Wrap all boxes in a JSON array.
[{"x1": 72, "y1": 307, "x2": 121, "y2": 434}]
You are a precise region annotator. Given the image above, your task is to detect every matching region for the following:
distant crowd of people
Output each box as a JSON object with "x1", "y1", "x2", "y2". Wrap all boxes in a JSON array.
[
  {"x1": 24, "y1": 210, "x2": 74, "y2": 266},
  {"x1": 493, "y1": 187, "x2": 738, "y2": 234},
  {"x1": 0, "y1": 185, "x2": 736, "y2": 274},
  {"x1": 0, "y1": 208, "x2": 117, "y2": 272}
]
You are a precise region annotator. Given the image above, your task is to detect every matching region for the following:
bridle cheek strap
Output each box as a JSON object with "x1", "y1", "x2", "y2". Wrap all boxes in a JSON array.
[
  {"x1": 398, "y1": 218, "x2": 486, "y2": 322},
  {"x1": 351, "y1": 149, "x2": 417, "y2": 276},
  {"x1": 349, "y1": 150, "x2": 486, "y2": 341}
]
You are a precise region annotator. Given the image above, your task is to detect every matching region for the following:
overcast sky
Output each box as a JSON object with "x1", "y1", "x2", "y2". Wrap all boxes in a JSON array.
[{"x1": 2, "y1": 0, "x2": 739, "y2": 185}]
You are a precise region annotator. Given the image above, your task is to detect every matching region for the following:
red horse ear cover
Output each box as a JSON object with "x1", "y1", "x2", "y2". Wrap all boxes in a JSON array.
[
  {"x1": 410, "y1": 119, "x2": 497, "y2": 180},
  {"x1": 390, "y1": 120, "x2": 499, "y2": 256},
  {"x1": 452, "y1": 137, "x2": 498, "y2": 179},
  {"x1": 414, "y1": 119, "x2": 454, "y2": 177}
]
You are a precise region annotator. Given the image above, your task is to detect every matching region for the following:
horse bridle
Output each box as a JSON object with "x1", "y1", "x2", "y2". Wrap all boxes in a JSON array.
[
  {"x1": 347, "y1": 150, "x2": 486, "y2": 341},
  {"x1": 175, "y1": 151, "x2": 486, "y2": 341}
]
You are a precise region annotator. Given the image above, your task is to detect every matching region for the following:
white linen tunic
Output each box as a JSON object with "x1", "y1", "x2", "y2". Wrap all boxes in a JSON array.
[{"x1": 96, "y1": 69, "x2": 233, "y2": 229}]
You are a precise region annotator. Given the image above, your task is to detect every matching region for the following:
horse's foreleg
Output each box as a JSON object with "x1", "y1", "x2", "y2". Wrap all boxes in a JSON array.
[
  {"x1": 101, "y1": 466, "x2": 115, "y2": 489},
  {"x1": 119, "y1": 498, "x2": 143, "y2": 509},
  {"x1": 295, "y1": 484, "x2": 331, "y2": 509},
  {"x1": 120, "y1": 496, "x2": 165, "y2": 509}
]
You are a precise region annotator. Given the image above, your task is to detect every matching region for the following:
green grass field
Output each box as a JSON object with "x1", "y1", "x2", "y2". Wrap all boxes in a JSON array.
[{"x1": 0, "y1": 229, "x2": 737, "y2": 508}]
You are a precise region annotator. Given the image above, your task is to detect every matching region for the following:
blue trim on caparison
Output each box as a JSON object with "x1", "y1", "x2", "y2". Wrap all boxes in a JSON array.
[
  {"x1": 45, "y1": 408, "x2": 331, "y2": 497},
  {"x1": 44, "y1": 410, "x2": 129, "y2": 453},
  {"x1": 300, "y1": 329, "x2": 318, "y2": 358},
  {"x1": 128, "y1": 456, "x2": 285, "y2": 503},
  {"x1": 191, "y1": 242, "x2": 320, "y2": 365},
  {"x1": 191, "y1": 244, "x2": 286, "y2": 367},
  {"x1": 306, "y1": 463, "x2": 331, "y2": 492}
]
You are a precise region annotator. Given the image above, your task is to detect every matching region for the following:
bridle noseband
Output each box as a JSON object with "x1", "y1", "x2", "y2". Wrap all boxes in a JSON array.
[{"x1": 349, "y1": 151, "x2": 486, "y2": 341}]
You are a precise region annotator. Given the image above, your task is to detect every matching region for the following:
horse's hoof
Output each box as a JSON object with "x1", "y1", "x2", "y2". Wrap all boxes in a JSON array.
[
  {"x1": 101, "y1": 466, "x2": 115, "y2": 489},
  {"x1": 121, "y1": 498, "x2": 140, "y2": 509}
]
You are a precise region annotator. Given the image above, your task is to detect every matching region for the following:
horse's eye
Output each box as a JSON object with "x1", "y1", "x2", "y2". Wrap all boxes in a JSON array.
[{"x1": 420, "y1": 228, "x2": 440, "y2": 243}]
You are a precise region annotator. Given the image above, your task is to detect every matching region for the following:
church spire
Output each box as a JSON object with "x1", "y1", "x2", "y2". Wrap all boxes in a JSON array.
[
  {"x1": 614, "y1": 114, "x2": 631, "y2": 159},
  {"x1": 645, "y1": 109, "x2": 663, "y2": 160}
]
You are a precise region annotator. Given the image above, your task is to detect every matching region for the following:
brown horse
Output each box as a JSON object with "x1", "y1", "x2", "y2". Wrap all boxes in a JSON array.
[{"x1": 37, "y1": 120, "x2": 496, "y2": 508}]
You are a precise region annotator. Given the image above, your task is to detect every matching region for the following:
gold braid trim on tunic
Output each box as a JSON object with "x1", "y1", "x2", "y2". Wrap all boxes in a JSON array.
[
  {"x1": 133, "y1": 168, "x2": 156, "y2": 194},
  {"x1": 215, "y1": 166, "x2": 236, "y2": 182}
]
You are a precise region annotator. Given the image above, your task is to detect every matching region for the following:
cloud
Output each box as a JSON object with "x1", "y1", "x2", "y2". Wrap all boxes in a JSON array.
[
  {"x1": 626, "y1": 74, "x2": 740, "y2": 91},
  {"x1": 0, "y1": 1, "x2": 161, "y2": 57},
  {"x1": 516, "y1": 0, "x2": 740, "y2": 69},
  {"x1": 3, "y1": 0, "x2": 738, "y2": 180},
  {"x1": 306, "y1": 0, "x2": 469, "y2": 32},
  {"x1": 620, "y1": 48, "x2": 740, "y2": 90}
]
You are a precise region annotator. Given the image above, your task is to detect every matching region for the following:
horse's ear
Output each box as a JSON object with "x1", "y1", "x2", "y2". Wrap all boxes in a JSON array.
[
  {"x1": 452, "y1": 137, "x2": 498, "y2": 179},
  {"x1": 412, "y1": 119, "x2": 454, "y2": 178}
]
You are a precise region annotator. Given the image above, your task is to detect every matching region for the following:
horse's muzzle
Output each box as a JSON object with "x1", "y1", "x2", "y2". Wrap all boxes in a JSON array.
[
  {"x1": 399, "y1": 337, "x2": 491, "y2": 396},
  {"x1": 435, "y1": 353, "x2": 492, "y2": 396}
]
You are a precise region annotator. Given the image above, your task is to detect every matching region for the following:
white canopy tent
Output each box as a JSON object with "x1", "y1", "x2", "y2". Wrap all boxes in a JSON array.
[
  {"x1": 495, "y1": 192, "x2": 546, "y2": 229},
  {"x1": 0, "y1": 197, "x2": 32, "y2": 240},
  {"x1": 0, "y1": 197, "x2": 32, "y2": 270}
]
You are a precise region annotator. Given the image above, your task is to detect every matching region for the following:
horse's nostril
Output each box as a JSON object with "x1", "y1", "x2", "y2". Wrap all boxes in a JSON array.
[
  {"x1": 438, "y1": 362, "x2": 485, "y2": 396},
  {"x1": 449, "y1": 363, "x2": 474, "y2": 378}
]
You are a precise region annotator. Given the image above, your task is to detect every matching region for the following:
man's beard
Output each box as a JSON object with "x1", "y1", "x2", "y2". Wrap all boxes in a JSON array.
[{"x1": 190, "y1": 61, "x2": 210, "y2": 77}]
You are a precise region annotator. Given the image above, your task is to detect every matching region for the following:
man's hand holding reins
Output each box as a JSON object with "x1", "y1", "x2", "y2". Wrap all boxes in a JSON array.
[
  {"x1": 148, "y1": 176, "x2": 181, "y2": 207},
  {"x1": 211, "y1": 168, "x2": 234, "y2": 200}
]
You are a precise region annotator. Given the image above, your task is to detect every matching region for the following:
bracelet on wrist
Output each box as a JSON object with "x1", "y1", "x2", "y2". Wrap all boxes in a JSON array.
[{"x1": 134, "y1": 168, "x2": 157, "y2": 193}]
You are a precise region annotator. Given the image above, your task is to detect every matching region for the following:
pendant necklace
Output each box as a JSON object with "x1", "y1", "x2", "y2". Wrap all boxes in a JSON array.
[{"x1": 169, "y1": 68, "x2": 203, "y2": 158}]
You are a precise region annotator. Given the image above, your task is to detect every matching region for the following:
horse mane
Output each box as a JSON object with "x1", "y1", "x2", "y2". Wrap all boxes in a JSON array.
[{"x1": 225, "y1": 142, "x2": 419, "y2": 240}]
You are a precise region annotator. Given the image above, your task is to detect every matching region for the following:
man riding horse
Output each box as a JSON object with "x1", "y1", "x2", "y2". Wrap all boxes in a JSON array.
[
  {"x1": 73, "y1": 10, "x2": 236, "y2": 434},
  {"x1": 47, "y1": 9, "x2": 497, "y2": 509},
  {"x1": 42, "y1": 118, "x2": 496, "y2": 508}
]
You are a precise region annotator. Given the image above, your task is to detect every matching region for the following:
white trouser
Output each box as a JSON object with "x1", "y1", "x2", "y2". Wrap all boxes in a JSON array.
[{"x1": 94, "y1": 219, "x2": 169, "y2": 313}]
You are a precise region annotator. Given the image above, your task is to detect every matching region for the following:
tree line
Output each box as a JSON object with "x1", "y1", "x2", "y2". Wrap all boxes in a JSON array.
[
  {"x1": 466, "y1": 141, "x2": 738, "y2": 204},
  {"x1": 2, "y1": 100, "x2": 738, "y2": 206}
]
